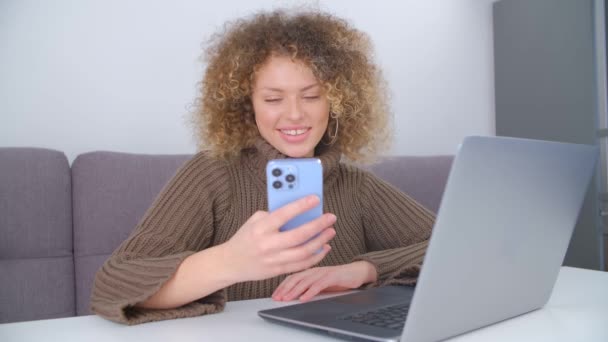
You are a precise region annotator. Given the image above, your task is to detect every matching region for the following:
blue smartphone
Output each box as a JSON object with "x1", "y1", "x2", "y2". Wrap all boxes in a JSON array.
[{"x1": 266, "y1": 158, "x2": 323, "y2": 233}]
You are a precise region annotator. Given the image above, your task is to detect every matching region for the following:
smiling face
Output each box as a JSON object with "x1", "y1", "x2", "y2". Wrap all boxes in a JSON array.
[{"x1": 251, "y1": 56, "x2": 330, "y2": 158}]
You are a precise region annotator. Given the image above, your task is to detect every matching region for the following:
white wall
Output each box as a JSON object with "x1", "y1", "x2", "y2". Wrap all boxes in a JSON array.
[{"x1": 0, "y1": 0, "x2": 495, "y2": 162}]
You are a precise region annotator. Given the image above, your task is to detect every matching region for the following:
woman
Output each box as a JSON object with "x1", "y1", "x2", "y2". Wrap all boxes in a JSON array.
[{"x1": 91, "y1": 9, "x2": 434, "y2": 325}]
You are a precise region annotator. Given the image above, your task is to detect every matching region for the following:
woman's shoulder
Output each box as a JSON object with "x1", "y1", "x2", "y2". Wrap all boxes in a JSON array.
[
  {"x1": 331, "y1": 162, "x2": 382, "y2": 192},
  {"x1": 184, "y1": 150, "x2": 232, "y2": 169},
  {"x1": 336, "y1": 161, "x2": 401, "y2": 191},
  {"x1": 336, "y1": 161, "x2": 377, "y2": 180},
  {"x1": 174, "y1": 150, "x2": 233, "y2": 186}
]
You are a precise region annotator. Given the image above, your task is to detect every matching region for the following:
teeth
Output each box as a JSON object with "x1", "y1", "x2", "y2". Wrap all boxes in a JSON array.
[{"x1": 282, "y1": 128, "x2": 308, "y2": 136}]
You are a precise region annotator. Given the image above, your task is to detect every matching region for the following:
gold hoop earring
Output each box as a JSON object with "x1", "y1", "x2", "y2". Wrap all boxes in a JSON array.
[{"x1": 324, "y1": 116, "x2": 339, "y2": 145}]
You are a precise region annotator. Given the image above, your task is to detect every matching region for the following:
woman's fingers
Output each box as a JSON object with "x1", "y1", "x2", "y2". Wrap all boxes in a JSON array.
[
  {"x1": 255, "y1": 195, "x2": 333, "y2": 253},
  {"x1": 273, "y1": 268, "x2": 318, "y2": 300},
  {"x1": 282, "y1": 270, "x2": 328, "y2": 301},
  {"x1": 263, "y1": 195, "x2": 320, "y2": 234},
  {"x1": 274, "y1": 227, "x2": 336, "y2": 264},
  {"x1": 273, "y1": 266, "x2": 345, "y2": 302},
  {"x1": 260, "y1": 213, "x2": 335, "y2": 256},
  {"x1": 298, "y1": 279, "x2": 332, "y2": 302},
  {"x1": 268, "y1": 229, "x2": 335, "y2": 293},
  {"x1": 273, "y1": 263, "x2": 369, "y2": 302},
  {"x1": 273, "y1": 213, "x2": 336, "y2": 248},
  {"x1": 279, "y1": 244, "x2": 331, "y2": 275},
  {"x1": 272, "y1": 270, "x2": 308, "y2": 300}
]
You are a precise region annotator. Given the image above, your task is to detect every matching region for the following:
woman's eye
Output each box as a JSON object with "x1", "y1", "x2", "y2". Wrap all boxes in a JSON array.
[
  {"x1": 303, "y1": 96, "x2": 320, "y2": 100},
  {"x1": 265, "y1": 98, "x2": 282, "y2": 103}
]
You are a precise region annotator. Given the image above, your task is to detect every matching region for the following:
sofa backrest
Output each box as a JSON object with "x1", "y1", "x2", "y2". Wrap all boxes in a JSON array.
[
  {"x1": 0, "y1": 148, "x2": 74, "y2": 323},
  {"x1": 367, "y1": 156, "x2": 454, "y2": 214}
]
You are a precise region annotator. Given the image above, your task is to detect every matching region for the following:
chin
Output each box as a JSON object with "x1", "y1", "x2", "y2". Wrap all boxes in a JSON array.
[
  {"x1": 283, "y1": 151, "x2": 308, "y2": 158},
  {"x1": 280, "y1": 147, "x2": 314, "y2": 158}
]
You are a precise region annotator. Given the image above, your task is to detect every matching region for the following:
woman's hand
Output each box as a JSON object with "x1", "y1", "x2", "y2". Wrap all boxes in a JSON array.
[
  {"x1": 219, "y1": 195, "x2": 337, "y2": 284},
  {"x1": 272, "y1": 261, "x2": 378, "y2": 302}
]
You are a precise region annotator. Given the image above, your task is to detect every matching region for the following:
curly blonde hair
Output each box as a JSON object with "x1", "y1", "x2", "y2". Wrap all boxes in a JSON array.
[{"x1": 193, "y1": 9, "x2": 392, "y2": 161}]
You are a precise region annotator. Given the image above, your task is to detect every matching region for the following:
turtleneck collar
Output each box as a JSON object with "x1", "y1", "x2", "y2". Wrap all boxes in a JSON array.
[{"x1": 243, "y1": 138, "x2": 342, "y2": 183}]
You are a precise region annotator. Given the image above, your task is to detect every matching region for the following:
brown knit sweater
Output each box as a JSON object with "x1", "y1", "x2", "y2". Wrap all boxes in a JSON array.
[{"x1": 90, "y1": 139, "x2": 435, "y2": 325}]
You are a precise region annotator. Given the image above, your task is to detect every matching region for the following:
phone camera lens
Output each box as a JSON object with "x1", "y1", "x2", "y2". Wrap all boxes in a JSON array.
[
  {"x1": 285, "y1": 174, "x2": 295, "y2": 183},
  {"x1": 272, "y1": 168, "x2": 282, "y2": 177},
  {"x1": 272, "y1": 181, "x2": 282, "y2": 189}
]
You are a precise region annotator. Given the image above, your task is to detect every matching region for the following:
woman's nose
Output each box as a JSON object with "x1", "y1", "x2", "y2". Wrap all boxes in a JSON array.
[{"x1": 286, "y1": 98, "x2": 304, "y2": 120}]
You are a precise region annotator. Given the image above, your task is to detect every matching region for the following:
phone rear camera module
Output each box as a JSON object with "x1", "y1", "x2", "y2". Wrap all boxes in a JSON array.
[
  {"x1": 272, "y1": 181, "x2": 282, "y2": 189},
  {"x1": 272, "y1": 168, "x2": 282, "y2": 177},
  {"x1": 285, "y1": 174, "x2": 295, "y2": 183}
]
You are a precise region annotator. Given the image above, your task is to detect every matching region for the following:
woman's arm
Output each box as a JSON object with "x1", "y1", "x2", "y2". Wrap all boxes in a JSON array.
[
  {"x1": 135, "y1": 244, "x2": 234, "y2": 309},
  {"x1": 353, "y1": 171, "x2": 435, "y2": 286},
  {"x1": 90, "y1": 153, "x2": 231, "y2": 324}
]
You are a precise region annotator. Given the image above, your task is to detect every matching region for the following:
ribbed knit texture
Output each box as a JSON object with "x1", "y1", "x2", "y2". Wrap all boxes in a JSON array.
[{"x1": 90, "y1": 139, "x2": 435, "y2": 325}]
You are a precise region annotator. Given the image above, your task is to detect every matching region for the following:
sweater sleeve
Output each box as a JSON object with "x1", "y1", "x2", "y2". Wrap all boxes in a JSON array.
[
  {"x1": 352, "y1": 171, "x2": 435, "y2": 287},
  {"x1": 90, "y1": 153, "x2": 232, "y2": 325}
]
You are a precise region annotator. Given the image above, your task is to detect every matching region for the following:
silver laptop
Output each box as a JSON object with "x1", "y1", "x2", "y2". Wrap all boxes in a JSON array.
[{"x1": 258, "y1": 136, "x2": 598, "y2": 342}]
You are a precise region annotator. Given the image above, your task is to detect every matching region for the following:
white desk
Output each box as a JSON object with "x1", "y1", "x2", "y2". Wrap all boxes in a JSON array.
[{"x1": 1, "y1": 267, "x2": 607, "y2": 342}]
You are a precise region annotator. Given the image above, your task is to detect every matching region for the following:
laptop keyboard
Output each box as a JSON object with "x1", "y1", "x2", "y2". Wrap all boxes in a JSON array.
[{"x1": 340, "y1": 303, "x2": 410, "y2": 330}]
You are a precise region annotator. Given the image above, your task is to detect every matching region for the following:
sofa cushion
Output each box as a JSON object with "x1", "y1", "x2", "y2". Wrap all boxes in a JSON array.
[
  {"x1": 1, "y1": 257, "x2": 75, "y2": 322},
  {"x1": 71, "y1": 152, "x2": 190, "y2": 315},
  {"x1": 0, "y1": 147, "x2": 74, "y2": 323}
]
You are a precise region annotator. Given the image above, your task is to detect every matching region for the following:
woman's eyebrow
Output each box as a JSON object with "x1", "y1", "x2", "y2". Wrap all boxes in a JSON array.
[
  {"x1": 300, "y1": 83, "x2": 320, "y2": 91},
  {"x1": 260, "y1": 87, "x2": 283, "y2": 92},
  {"x1": 259, "y1": 83, "x2": 319, "y2": 92}
]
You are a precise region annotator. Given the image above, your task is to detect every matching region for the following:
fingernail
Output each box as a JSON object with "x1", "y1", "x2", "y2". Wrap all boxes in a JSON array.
[
  {"x1": 307, "y1": 195, "x2": 319, "y2": 205},
  {"x1": 327, "y1": 214, "x2": 336, "y2": 223}
]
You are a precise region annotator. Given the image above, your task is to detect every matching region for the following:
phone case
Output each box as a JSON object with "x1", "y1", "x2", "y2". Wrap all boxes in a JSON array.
[{"x1": 266, "y1": 158, "x2": 323, "y2": 232}]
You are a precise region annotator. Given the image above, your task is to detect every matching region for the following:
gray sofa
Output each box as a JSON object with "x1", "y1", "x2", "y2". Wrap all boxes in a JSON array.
[{"x1": 0, "y1": 147, "x2": 453, "y2": 324}]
